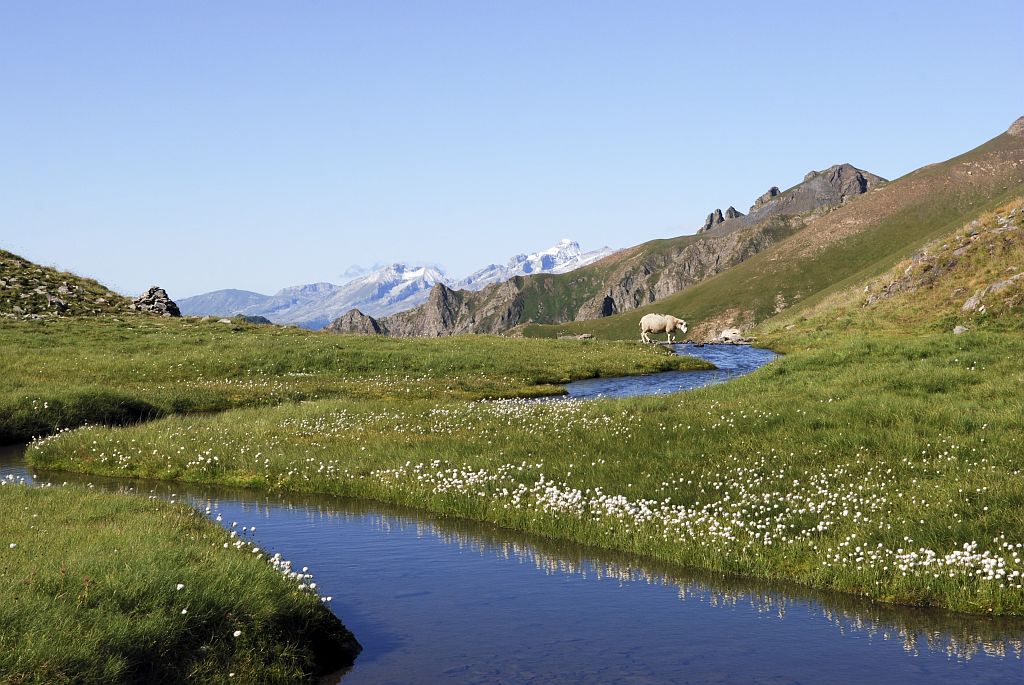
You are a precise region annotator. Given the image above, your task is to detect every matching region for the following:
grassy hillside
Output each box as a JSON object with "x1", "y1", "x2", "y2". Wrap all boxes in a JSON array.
[
  {"x1": 0, "y1": 249, "x2": 133, "y2": 319},
  {"x1": 524, "y1": 124, "x2": 1024, "y2": 341},
  {"x1": 760, "y1": 199, "x2": 1024, "y2": 340},
  {"x1": 0, "y1": 482, "x2": 358, "y2": 683}
]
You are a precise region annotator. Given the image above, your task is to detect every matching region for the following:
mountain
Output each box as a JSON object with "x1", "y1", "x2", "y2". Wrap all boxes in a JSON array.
[
  {"x1": 457, "y1": 239, "x2": 615, "y2": 290},
  {"x1": 520, "y1": 116, "x2": 1024, "y2": 341},
  {"x1": 177, "y1": 289, "x2": 271, "y2": 317},
  {"x1": 181, "y1": 239, "x2": 611, "y2": 328},
  {"x1": 328, "y1": 162, "x2": 887, "y2": 336},
  {"x1": 0, "y1": 249, "x2": 133, "y2": 320}
]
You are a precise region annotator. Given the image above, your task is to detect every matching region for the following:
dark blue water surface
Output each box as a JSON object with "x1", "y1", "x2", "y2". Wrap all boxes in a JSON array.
[
  {"x1": 3, "y1": 345, "x2": 1023, "y2": 684},
  {"x1": 565, "y1": 343, "x2": 778, "y2": 399}
]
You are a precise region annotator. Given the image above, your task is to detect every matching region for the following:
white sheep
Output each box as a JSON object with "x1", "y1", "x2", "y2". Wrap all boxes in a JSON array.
[{"x1": 639, "y1": 313, "x2": 688, "y2": 343}]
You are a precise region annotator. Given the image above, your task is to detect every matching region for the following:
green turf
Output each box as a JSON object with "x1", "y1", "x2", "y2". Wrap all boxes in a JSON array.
[{"x1": 0, "y1": 483, "x2": 358, "y2": 683}]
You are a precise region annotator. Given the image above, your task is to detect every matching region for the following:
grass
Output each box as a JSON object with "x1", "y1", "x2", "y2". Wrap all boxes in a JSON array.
[
  {"x1": 27, "y1": 329, "x2": 1024, "y2": 615},
  {"x1": 0, "y1": 482, "x2": 359, "y2": 683},
  {"x1": 0, "y1": 317, "x2": 709, "y2": 443}
]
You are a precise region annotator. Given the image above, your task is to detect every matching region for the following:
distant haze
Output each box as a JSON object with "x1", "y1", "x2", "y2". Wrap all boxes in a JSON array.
[{"x1": 1, "y1": 2, "x2": 1021, "y2": 299}]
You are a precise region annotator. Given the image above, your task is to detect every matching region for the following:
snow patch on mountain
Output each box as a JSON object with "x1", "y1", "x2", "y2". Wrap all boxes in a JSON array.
[{"x1": 457, "y1": 239, "x2": 615, "y2": 291}]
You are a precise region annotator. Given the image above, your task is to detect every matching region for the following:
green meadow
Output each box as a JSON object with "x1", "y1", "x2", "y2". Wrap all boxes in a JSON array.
[
  {"x1": 0, "y1": 317, "x2": 705, "y2": 444},
  {"x1": 26, "y1": 329, "x2": 1024, "y2": 615},
  {"x1": 0, "y1": 482, "x2": 358, "y2": 684}
]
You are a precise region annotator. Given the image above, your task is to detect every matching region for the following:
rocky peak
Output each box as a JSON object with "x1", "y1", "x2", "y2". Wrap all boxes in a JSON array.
[
  {"x1": 699, "y1": 206, "x2": 745, "y2": 233},
  {"x1": 701, "y1": 209, "x2": 725, "y2": 232},
  {"x1": 325, "y1": 308, "x2": 386, "y2": 335},
  {"x1": 131, "y1": 286, "x2": 181, "y2": 317},
  {"x1": 752, "y1": 186, "x2": 781, "y2": 209},
  {"x1": 1007, "y1": 115, "x2": 1024, "y2": 137}
]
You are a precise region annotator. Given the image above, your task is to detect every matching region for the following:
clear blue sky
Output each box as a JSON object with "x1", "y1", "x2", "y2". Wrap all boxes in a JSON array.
[{"x1": 2, "y1": 1, "x2": 1022, "y2": 298}]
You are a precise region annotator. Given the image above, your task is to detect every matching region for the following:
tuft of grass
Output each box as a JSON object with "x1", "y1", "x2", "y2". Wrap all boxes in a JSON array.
[{"x1": 0, "y1": 483, "x2": 359, "y2": 683}]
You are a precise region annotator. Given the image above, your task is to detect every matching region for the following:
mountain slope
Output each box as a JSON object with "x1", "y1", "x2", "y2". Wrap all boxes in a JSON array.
[
  {"x1": 330, "y1": 163, "x2": 885, "y2": 336},
  {"x1": 178, "y1": 289, "x2": 271, "y2": 317},
  {"x1": 759, "y1": 198, "x2": 1024, "y2": 338},
  {"x1": 523, "y1": 117, "x2": 1024, "y2": 341},
  {"x1": 247, "y1": 266, "x2": 448, "y2": 328},
  {"x1": 0, "y1": 250, "x2": 133, "y2": 319}
]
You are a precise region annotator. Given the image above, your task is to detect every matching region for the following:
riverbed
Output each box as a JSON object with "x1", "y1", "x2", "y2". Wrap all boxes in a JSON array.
[{"x1": 4, "y1": 345, "x2": 1023, "y2": 683}]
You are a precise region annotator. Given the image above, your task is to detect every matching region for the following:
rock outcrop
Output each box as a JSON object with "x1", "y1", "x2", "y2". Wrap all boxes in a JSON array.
[
  {"x1": 699, "y1": 206, "x2": 745, "y2": 233},
  {"x1": 131, "y1": 287, "x2": 181, "y2": 317},
  {"x1": 753, "y1": 186, "x2": 781, "y2": 209},
  {"x1": 1007, "y1": 115, "x2": 1024, "y2": 137},
  {"x1": 324, "y1": 308, "x2": 386, "y2": 335}
]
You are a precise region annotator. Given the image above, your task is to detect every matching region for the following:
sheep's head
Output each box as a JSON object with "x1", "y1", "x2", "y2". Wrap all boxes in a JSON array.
[{"x1": 675, "y1": 319, "x2": 688, "y2": 333}]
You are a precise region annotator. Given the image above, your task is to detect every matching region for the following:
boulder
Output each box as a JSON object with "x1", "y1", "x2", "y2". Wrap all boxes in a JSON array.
[
  {"x1": 719, "y1": 327, "x2": 745, "y2": 342},
  {"x1": 131, "y1": 286, "x2": 181, "y2": 317},
  {"x1": 953, "y1": 325, "x2": 969, "y2": 335},
  {"x1": 724, "y1": 206, "x2": 745, "y2": 220}
]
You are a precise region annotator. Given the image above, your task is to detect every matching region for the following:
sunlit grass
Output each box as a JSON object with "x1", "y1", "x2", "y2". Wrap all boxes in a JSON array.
[
  {"x1": 0, "y1": 317, "x2": 708, "y2": 443},
  {"x1": 29, "y1": 331, "x2": 1024, "y2": 615},
  {"x1": 0, "y1": 482, "x2": 358, "y2": 683}
]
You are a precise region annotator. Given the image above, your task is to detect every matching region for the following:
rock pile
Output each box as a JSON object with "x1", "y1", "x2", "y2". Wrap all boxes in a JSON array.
[{"x1": 131, "y1": 287, "x2": 181, "y2": 317}]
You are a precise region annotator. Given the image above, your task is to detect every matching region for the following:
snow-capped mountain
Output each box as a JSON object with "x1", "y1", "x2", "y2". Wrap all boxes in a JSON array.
[
  {"x1": 179, "y1": 264, "x2": 448, "y2": 328},
  {"x1": 456, "y1": 239, "x2": 615, "y2": 291},
  {"x1": 179, "y1": 239, "x2": 615, "y2": 328}
]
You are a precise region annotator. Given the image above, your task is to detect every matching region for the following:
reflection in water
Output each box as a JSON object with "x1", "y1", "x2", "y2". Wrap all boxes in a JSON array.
[
  {"x1": 5, "y1": 440, "x2": 1016, "y2": 673},
  {"x1": 334, "y1": 503, "x2": 1024, "y2": 664}
]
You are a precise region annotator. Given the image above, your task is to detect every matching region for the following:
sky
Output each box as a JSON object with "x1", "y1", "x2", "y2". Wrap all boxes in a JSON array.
[{"x1": 2, "y1": 2, "x2": 1022, "y2": 299}]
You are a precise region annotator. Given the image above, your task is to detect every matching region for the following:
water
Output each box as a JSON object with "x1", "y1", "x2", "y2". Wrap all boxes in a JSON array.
[
  {"x1": 4, "y1": 346, "x2": 1023, "y2": 684},
  {"x1": 565, "y1": 343, "x2": 778, "y2": 399}
]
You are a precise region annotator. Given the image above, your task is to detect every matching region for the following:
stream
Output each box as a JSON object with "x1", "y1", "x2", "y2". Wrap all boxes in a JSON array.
[{"x1": 4, "y1": 345, "x2": 1023, "y2": 684}]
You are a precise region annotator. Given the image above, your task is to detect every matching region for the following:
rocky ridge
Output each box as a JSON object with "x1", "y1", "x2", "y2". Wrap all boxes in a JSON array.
[
  {"x1": 329, "y1": 162, "x2": 886, "y2": 336},
  {"x1": 696, "y1": 164, "x2": 885, "y2": 236}
]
